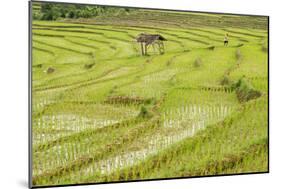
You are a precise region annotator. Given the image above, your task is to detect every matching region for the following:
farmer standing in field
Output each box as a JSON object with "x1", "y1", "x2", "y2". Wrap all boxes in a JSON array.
[{"x1": 224, "y1": 33, "x2": 229, "y2": 46}]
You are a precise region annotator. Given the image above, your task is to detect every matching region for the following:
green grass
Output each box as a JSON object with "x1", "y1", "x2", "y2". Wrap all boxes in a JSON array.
[
  {"x1": 31, "y1": 6, "x2": 268, "y2": 187},
  {"x1": 91, "y1": 97, "x2": 268, "y2": 182}
]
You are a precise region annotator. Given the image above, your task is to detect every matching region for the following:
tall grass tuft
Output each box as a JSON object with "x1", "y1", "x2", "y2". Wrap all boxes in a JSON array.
[
  {"x1": 207, "y1": 46, "x2": 215, "y2": 51},
  {"x1": 194, "y1": 58, "x2": 203, "y2": 68},
  {"x1": 138, "y1": 105, "x2": 152, "y2": 118},
  {"x1": 84, "y1": 63, "x2": 95, "y2": 69},
  {"x1": 220, "y1": 75, "x2": 231, "y2": 86},
  {"x1": 261, "y1": 43, "x2": 268, "y2": 52},
  {"x1": 233, "y1": 77, "x2": 262, "y2": 102},
  {"x1": 235, "y1": 49, "x2": 242, "y2": 60},
  {"x1": 47, "y1": 67, "x2": 55, "y2": 74}
]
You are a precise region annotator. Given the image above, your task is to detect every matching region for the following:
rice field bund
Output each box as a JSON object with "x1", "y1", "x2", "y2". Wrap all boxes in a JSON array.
[{"x1": 31, "y1": 2, "x2": 268, "y2": 187}]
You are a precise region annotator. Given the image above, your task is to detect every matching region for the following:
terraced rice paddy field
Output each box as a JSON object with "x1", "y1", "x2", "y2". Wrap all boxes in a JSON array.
[{"x1": 31, "y1": 5, "x2": 269, "y2": 187}]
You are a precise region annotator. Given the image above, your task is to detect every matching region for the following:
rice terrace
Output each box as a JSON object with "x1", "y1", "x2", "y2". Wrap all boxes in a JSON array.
[{"x1": 31, "y1": 1, "x2": 269, "y2": 187}]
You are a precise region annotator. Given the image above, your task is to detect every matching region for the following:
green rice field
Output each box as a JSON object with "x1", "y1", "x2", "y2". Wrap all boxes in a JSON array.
[{"x1": 31, "y1": 3, "x2": 268, "y2": 187}]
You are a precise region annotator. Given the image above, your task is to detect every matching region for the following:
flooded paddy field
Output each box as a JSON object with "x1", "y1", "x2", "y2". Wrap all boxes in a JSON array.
[{"x1": 31, "y1": 2, "x2": 268, "y2": 186}]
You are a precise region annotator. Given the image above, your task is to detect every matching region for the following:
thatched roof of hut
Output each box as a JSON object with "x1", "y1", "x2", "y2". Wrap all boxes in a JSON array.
[{"x1": 136, "y1": 33, "x2": 167, "y2": 45}]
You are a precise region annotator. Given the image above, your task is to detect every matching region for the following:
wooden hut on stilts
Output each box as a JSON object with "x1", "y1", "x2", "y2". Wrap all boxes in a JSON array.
[{"x1": 136, "y1": 33, "x2": 167, "y2": 55}]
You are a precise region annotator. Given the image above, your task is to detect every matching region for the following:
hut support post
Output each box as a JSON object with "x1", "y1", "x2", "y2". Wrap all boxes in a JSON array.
[
  {"x1": 144, "y1": 43, "x2": 148, "y2": 55},
  {"x1": 140, "y1": 43, "x2": 144, "y2": 55},
  {"x1": 157, "y1": 41, "x2": 164, "y2": 54}
]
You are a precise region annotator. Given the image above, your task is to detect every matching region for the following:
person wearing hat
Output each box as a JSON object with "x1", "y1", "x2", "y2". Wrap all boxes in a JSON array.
[{"x1": 224, "y1": 33, "x2": 229, "y2": 46}]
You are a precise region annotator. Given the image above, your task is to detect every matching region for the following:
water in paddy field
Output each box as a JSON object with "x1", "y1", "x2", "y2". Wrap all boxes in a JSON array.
[
  {"x1": 30, "y1": 7, "x2": 268, "y2": 184},
  {"x1": 74, "y1": 104, "x2": 234, "y2": 176},
  {"x1": 33, "y1": 115, "x2": 116, "y2": 144},
  {"x1": 32, "y1": 102, "x2": 235, "y2": 178},
  {"x1": 32, "y1": 109, "x2": 139, "y2": 145}
]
